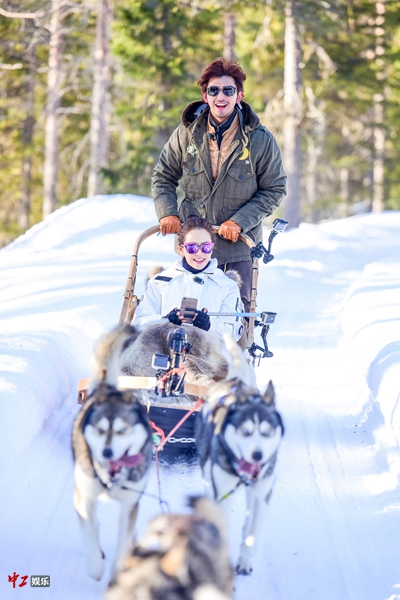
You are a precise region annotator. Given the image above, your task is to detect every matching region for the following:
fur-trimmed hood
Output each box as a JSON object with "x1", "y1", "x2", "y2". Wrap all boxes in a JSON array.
[{"x1": 145, "y1": 265, "x2": 164, "y2": 286}]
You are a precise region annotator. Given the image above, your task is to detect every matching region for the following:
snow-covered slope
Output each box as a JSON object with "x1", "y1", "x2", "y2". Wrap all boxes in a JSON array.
[{"x1": 1, "y1": 195, "x2": 399, "y2": 600}]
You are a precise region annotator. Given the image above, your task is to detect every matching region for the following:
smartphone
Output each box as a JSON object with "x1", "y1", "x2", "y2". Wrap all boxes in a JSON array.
[{"x1": 179, "y1": 297, "x2": 198, "y2": 324}]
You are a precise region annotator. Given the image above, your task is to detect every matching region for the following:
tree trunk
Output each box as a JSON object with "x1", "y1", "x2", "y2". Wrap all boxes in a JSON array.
[
  {"x1": 372, "y1": 0, "x2": 386, "y2": 213},
  {"x1": 283, "y1": 0, "x2": 302, "y2": 228},
  {"x1": 305, "y1": 140, "x2": 318, "y2": 222},
  {"x1": 154, "y1": 4, "x2": 173, "y2": 150},
  {"x1": 223, "y1": 11, "x2": 236, "y2": 61},
  {"x1": 372, "y1": 98, "x2": 384, "y2": 212},
  {"x1": 19, "y1": 41, "x2": 36, "y2": 230},
  {"x1": 339, "y1": 167, "x2": 349, "y2": 217},
  {"x1": 42, "y1": 0, "x2": 64, "y2": 218},
  {"x1": 304, "y1": 87, "x2": 324, "y2": 223},
  {"x1": 87, "y1": 0, "x2": 111, "y2": 198}
]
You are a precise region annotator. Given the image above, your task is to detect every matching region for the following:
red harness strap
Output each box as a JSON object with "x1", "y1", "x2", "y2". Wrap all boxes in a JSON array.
[
  {"x1": 151, "y1": 397, "x2": 204, "y2": 451},
  {"x1": 149, "y1": 420, "x2": 166, "y2": 447},
  {"x1": 157, "y1": 365, "x2": 185, "y2": 394}
]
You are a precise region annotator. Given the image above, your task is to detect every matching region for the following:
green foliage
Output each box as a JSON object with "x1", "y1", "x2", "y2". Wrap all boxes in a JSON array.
[
  {"x1": 0, "y1": 1, "x2": 96, "y2": 244},
  {"x1": 107, "y1": 0, "x2": 222, "y2": 193}
]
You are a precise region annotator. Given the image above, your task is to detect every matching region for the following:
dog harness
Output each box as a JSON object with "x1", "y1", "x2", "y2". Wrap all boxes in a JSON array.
[{"x1": 217, "y1": 450, "x2": 278, "y2": 502}]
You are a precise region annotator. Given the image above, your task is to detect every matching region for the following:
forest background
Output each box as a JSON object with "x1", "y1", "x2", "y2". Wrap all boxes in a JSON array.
[{"x1": 0, "y1": 0, "x2": 398, "y2": 247}]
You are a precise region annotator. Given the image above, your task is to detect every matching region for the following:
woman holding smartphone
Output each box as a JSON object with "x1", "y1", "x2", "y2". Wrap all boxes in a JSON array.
[{"x1": 132, "y1": 215, "x2": 244, "y2": 346}]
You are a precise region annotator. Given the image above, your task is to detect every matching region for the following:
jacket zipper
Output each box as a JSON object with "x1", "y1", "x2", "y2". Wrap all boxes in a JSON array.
[
  {"x1": 217, "y1": 149, "x2": 221, "y2": 177},
  {"x1": 191, "y1": 134, "x2": 213, "y2": 189},
  {"x1": 212, "y1": 139, "x2": 240, "y2": 197}
]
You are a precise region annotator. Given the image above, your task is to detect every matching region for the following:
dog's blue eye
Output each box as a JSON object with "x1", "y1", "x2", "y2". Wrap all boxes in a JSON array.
[
  {"x1": 97, "y1": 427, "x2": 106, "y2": 435},
  {"x1": 116, "y1": 427, "x2": 127, "y2": 435},
  {"x1": 262, "y1": 428, "x2": 273, "y2": 437},
  {"x1": 240, "y1": 428, "x2": 251, "y2": 437}
]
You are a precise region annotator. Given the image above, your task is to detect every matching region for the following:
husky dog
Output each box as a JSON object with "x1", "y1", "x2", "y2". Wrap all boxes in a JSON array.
[
  {"x1": 72, "y1": 326, "x2": 153, "y2": 581},
  {"x1": 120, "y1": 323, "x2": 229, "y2": 388},
  {"x1": 105, "y1": 496, "x2": 233, "y2": 600},
  {"x1": 195, "y1": 336, "x2": 284, "y2": 575}
]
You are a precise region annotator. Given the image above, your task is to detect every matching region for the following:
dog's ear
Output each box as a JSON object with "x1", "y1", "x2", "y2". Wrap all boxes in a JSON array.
[
  {"x1": 262, "y1": 380, "x2": 275, "y2": 405},
  {"x1": 214, "y1": 406, "x2": 229, "y2": 435}
]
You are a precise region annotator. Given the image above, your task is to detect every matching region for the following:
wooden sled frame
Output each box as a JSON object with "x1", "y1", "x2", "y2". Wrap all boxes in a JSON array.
[{"x1": 78, "y1": 225, "x2": 259, "y2": 405}]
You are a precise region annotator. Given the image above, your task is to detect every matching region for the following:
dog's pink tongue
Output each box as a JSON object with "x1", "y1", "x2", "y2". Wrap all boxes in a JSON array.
[
  {"x1": 238, "y1": 459, "x2": 261, "y2": 478},
  {"x1": 110, "y1": 453, "x2": 142, "y2": 469}
]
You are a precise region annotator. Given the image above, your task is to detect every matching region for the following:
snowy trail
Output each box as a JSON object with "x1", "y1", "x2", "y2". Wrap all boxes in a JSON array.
[
  {"x1": 1, "y1": 197, "x2": 399, "y2": 600},
  {"x1": 252, "y1": 219, "x2": 400, "y2": 600}
]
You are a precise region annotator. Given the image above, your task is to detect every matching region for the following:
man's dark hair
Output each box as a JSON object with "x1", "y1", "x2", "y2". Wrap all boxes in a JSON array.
[
  {"x1": 197, "y1": 57, "x2": 247, "y2": 94},
  {"x1": 178, "y1": 215, "x2": 216, "y2": 245}
]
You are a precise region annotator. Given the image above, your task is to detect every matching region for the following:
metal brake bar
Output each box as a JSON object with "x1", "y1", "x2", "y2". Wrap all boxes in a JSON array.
[
  {"x1": 207, "y1": 312, "x2": 265, "y2": 318},
  {"x1": 207, "y1": 311, "x2": 277, "y2": 326}
]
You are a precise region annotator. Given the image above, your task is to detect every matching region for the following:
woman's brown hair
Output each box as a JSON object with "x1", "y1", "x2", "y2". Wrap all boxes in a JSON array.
[
  {"x1": 197, "y1": 57, "x2": 247, "y2": 94},
  {"x1": 178, "y1": 215, "x2": 216, "y2": 245}
]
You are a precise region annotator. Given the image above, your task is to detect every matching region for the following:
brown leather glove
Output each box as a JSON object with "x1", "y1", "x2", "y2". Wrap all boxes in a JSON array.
[
  {"x1": 218, "y1": 220, "x2": 242, "y2": 243},
  {"x1": 159, "y1": 216, "x2": 181, "y2": 235}
]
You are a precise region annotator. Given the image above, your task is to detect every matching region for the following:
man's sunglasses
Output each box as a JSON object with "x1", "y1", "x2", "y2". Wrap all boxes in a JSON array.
[
  {"x1": 206, "y1": 86, "x2": 237, "y2": 97},
  {"x1": 182, "y1": 241, "x2": 215, "y2": 254}
]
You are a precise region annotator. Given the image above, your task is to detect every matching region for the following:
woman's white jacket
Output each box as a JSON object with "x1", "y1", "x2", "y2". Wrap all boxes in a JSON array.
[{"x1": 133, "y1": 258, "x2": 243, "y2": 344}]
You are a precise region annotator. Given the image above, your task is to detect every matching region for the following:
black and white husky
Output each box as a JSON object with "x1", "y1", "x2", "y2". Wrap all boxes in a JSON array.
[
  {"x1": 72, "y1": 326, "x2": 152, "y2": 581},
  {"x1": 195, "y1": 336, "x2": 284, "y2": 575}
]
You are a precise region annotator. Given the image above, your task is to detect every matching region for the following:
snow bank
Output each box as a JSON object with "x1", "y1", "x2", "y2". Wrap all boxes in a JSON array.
[
  {"x1": 0, "y1": 194, "x2": 175, "y2": 466},
  {"x1": 340, "y1": 257, "x2": 400, "y2": 490}
]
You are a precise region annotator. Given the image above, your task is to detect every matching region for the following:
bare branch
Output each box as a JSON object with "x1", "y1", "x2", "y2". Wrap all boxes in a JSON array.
[
  {"x1": 0, "y1": 7, "x2": 46, "y2": 19},
  {"x1": 0, "y1": 2, "x2": 80, "y2": 21},
  {"x1": 57, "y1": 106, "x2": 89, "y2": 115},
  {"x1": 0, "y1": 62, "x2": 23, "y2": 70},
  {"x1": 59, "y1": 6, "x2": 81, "y2": 20}
]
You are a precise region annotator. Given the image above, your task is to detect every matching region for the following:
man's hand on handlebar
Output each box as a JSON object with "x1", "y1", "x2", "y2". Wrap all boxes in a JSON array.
[
  {"x1": 159, "y1": 216, "x2": 181, "y2": 235},
  {"x1": 218, "y1": 220, "x2": 242, "y2": 243}
]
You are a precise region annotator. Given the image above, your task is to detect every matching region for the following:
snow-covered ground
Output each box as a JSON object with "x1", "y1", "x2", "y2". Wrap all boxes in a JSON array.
[{"x1": 1, "y1": 194, "x2": 399, "y2": 600}]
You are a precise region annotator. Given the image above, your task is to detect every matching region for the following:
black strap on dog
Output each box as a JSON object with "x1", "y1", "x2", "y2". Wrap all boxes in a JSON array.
[{"x1": 218, "y1": 480, "x2": 244, "y2": 502}]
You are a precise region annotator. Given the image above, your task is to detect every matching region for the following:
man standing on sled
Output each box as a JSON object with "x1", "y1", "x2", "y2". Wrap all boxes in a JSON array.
[{"x1": 152, "y1": 56, "x2": 287, "y2": 319}]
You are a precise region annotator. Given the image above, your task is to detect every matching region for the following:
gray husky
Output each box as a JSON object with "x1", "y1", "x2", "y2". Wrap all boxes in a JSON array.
[
  {"x1": 105, "y1": 496, "x2": 233, "y2": 600},
  {"x1": 72, "y1": 326, "x2": 153, "y2": 581},
  {"x1": 195, "y1": 336, "x2": 284, "y2": 575}
]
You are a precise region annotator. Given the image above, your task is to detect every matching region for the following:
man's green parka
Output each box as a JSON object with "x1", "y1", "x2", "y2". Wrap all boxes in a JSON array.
[{"x1": 152, "y1": 100, "x2": 287, "y2": 264}]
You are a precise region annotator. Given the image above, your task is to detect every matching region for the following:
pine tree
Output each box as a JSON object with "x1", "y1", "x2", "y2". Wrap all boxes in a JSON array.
[
  {"x1": 283, "y1": 0, "x2": 302, "y2": 228},
  {"x1": 107, "y1": 0, "x2": 221, "y2": 194}
]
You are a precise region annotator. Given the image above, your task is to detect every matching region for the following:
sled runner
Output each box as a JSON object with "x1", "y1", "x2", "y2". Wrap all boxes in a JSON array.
[{"x1": 77, "y1": 220, "x2": 287, "y2": 450}]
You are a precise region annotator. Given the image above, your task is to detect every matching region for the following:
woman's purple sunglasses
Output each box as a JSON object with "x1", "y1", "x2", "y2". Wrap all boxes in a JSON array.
[{"x1": 183, "y1": 241, "x2": 215, "y2": 254}]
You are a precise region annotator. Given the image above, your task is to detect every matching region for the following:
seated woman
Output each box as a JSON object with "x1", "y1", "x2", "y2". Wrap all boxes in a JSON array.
[{"x1": 120, "y1": 216, "x2": 243, "y2": 387}]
